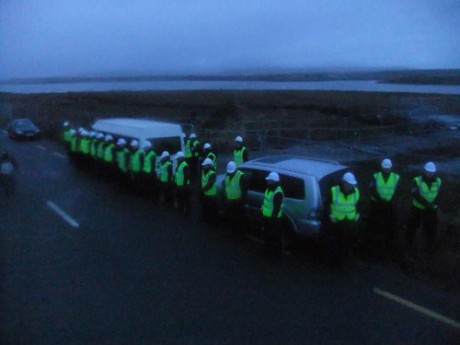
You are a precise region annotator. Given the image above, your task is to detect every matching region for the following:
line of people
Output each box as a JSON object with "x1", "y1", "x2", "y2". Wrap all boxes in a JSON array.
[
  {"x1": 61, "y1": 122, "x2": 251, "y2": 228},
  {"x1": 62, "y1": 122, "x2": 442, "y2": 263},
  {"x1": 323, "y1": 159, "x2": 442, "y2": 266}
]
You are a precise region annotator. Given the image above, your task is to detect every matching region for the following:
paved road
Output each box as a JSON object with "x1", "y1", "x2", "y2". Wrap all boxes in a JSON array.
[{"x1": 1, "y1": 135, "x2": 459, "y2": 345}]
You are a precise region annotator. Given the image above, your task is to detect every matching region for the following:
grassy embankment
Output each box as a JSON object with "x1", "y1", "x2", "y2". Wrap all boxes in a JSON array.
[{"x1": 1, "y1": 90, "x2": 459, "y2": 284}]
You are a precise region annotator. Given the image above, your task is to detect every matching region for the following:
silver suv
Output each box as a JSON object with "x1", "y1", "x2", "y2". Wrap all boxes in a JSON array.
[{"x1": 219, "y1": 155, "x2": 348, "y2": 238}]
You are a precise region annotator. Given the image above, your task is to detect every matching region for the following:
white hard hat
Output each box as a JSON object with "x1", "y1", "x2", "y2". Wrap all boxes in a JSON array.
[
  {"x1": 226, "y1": 161, "x2": 237, "y2": 173},
  {"x1": 117, "y1": 138, "x2": 126, "y2": 146},
  {"x1": 424, "y1": 161, "x2": 437, "y2": 173},
  {"x1": 190, "y1": 133, "x2": 196, "y2": 139},
  {"x1": 204, "y1": 143, "x2": 211, "y2": 149},
  {"x1": 78, "y1": 127, "x2": 84, "y2": 134},
  {"x1": 343, "y1": 172, "x2": 357, "y2": 185},
  {"x1": 235, "y1": 136, "x2": 243, "y2": 142},
  {"x1": 266, "y1": 172, "x2": 280, "y2": 182},
  {"x1": 63, "y1": 121, "x2": 69, "y2": 127},
  {"x1": 381, "y1": 158, "x2": 392, "y2": 169},
  {"x1": 89, "y1": 131, "x2": 96, "y2": 138},
  {"x1": 70, "y1": 129, "x2": 76, "y2": 135},
  {"x1": 105, "y1": 134, "x2": 113, "y2": 141},
  {"x1": 143, "y1": 141, "x2": 152, "y2": 149},
  {"x1": 130, "y1": 139, "x2": 139, "y2": 147},
  {"x1": 176, "y1": 151, "x2": 185, "y2": 159},
  {"x1": 202, "y1": 158, "x2": 213, "y2": 166},
  {"x1": 161, "y1": 151, "x2": 170, "y2": 159},
  {"x1": 97, "y1": 132, "x2": 105, "y2": 139}
]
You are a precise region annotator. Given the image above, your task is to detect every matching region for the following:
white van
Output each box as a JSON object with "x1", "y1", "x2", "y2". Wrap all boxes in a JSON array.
[{"x1": 92, "y1": 117, "x2": 184, "y2": 170}]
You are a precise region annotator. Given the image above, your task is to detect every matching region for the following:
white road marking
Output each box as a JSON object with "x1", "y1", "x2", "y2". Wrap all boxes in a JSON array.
[
  {"x1": 46, "y1": 201, "x2": 80, "y2": 228},
  {"x1": 36, "y1": 145, "x2": 47, "y2": 151},
  {"x1": 52, "y1": 151, "x2": 67, "y2": 159},
  {"x1": 245, "y1": 234, "x2": 264, "y2": 245},
  {"x1": 373, "y1": 287, "x2": 460, "y2": 330}
]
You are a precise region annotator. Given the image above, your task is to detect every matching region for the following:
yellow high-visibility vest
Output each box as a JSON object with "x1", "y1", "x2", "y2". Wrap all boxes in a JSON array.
[
  {"x1": 225, "y1": 170, "x2": 244, "y2": 200},
  {"x1": 330, "y1": 186, "x2": 360, "y2": 221},
  {"x1": 261, "y1": 186, "x2": 284, "y2": 218},
  {"x1": 372, "y1": 172, "x2": 400, "y2": 201},
  {"x1": 412, "y1": 176, "x2": 441, "y2": 209}
]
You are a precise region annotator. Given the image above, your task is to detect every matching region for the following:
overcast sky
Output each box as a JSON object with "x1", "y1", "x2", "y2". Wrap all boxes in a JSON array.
[{"x1": 0, "y1": 0, "x2": 459, "y2": 79}]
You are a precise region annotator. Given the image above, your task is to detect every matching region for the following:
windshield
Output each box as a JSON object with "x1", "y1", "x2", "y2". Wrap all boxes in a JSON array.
[{"x1": 13, "y1": 119, "x2": 36, "y2": 129}]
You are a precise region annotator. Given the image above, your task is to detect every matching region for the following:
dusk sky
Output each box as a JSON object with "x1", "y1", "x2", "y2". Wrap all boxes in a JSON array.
[{"x1": 0, "y1": 0, "x2": 459, "y2": 79}]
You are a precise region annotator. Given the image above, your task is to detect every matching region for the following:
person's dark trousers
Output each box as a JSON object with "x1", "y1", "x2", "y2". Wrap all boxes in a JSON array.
[
  {"x1": 159, "y1": 183, "x2": 173, "y2": 208},
  {"x1": 0, "y1": 174, "x2": 15, "y2": 196},
  {"x1": 200, "y1": 195, "x2": 218, "y2": 225},
  {"x1": 175, "y1": 186, "x2": 191, "y2": 216},
  {"x1": 263, "y1": 216, "x2": 283, "y2": 258},
  {"x1": 224, "y1": 200, "x2": 245, "y2": 234},
  {"x1": 405, "y1": 206, "x2": 438, "y2": 255},
  {"x1": 367, "y1": 200, "x2": 397, "y2": 257},
  {"x1": 190, "y1": 157, "x2": 199, "y2": 182},
  {"x1": 140, "y1": 172, "x2": 158, "y2": 201},
  {"x1": 326, "y1": 220, "x2": 359, "y2": 267}
]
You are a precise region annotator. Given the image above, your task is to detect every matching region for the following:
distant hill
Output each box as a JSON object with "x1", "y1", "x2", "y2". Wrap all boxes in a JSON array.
[{"x1": 1, "y1": 69, "x2": 459, "y2": 85}]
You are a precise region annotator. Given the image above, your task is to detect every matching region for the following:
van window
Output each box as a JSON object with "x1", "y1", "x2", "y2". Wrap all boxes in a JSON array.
[
  {"x1": 149, "y1": 136, "x2": 182, "y2": 154},
  {"x1": 241, "y1": 168, "x2": 305, "y2": 200}
]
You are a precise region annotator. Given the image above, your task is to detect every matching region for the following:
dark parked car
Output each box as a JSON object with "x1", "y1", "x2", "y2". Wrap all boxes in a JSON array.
[{"x1": 7, "y1": 118, "x2": 41, "y2": 140}]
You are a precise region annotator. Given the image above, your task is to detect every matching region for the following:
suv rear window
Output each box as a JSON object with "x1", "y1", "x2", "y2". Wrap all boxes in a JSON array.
[
  {"x1": 318, "y1": 168, "x2": 348, "y2": 200},
  {"x1": 241, "y1": 168, "x2": 305, "y2": 200}
]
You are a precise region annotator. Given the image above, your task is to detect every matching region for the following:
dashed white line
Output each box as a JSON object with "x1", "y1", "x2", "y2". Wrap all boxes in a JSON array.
[
  {"x1": 373, "y1": 287, "x2": 460, "y2": 330},
  {"x1": 52, "y1": 151, "x2": 67, "y2": 159},
  {"x1": 245, "y1": 234, "x2": 264, "y2": 245},
  {"x1": 36, "y1": 145, "x2": 47, "y2": 151},
  {"x1": 46, "y1": 200, "x2": 80, "y2": 228}
]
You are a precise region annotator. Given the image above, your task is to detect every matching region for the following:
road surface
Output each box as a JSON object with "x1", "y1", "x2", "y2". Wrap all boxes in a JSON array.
[{"x1": 1, "y1": 133, "x2": 459, "y2": 344}]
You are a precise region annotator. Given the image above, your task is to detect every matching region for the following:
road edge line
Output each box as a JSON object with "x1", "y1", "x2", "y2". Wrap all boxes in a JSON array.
[
  {"x1": 52, "y1": 151, "x2": 67, "y2": 159},
  {"x1": 373, "y1": 287, "x2": 460, "y2": 330},
  {"x1": 46, "y1": 200, "x2": 80, "y2": 228}
]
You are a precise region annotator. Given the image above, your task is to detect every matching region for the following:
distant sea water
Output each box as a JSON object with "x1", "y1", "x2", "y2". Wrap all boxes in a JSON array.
[{"x1": 1, "y1": 80, "x2": 460, "y2": 94}]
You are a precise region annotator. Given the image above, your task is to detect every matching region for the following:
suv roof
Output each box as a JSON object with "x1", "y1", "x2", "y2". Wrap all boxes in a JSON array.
[
  {"x1": 243, "y1": 155, "x2": 346, "y2": 179},
  {"x1": 92, "y1": 118, "x2": 182, "y2": 138}
]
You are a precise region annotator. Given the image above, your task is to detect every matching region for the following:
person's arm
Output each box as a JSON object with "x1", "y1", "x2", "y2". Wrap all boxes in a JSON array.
[
  {"x1": 429, "y1": 178, "x2": 441, "y2": 209},
  {"x1": 243, "y1": 148, "x2": 248, "y2": 162},
  {"x1": 184, "y1": 165, "x2": 191, "y2": 185},
  {"x1": 239, "y1": 174, "x2": 248, "y2": 202},
  {"x1": 411, "y1": 179, "x2": 432, "y2": 208},
  {"x1": 369, "y1": 176, "x2": 381, "y2": 201},
  {"x1": 167, "y1": 164, "x2": 173, "y2": 183},
  {"x1": 272, "y1": 191, "x2": 283, "y2": 219},
  {"x1": 202, "y1": 171, "x2": 216, "y2": 193}
]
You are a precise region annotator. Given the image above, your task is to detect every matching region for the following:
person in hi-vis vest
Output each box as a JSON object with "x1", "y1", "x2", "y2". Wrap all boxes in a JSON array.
[
  {"x1": 233, "y1": 136, "x2": 248, "y2": 167},
  {"x1": 261, "y1": 172, "x2": 285, "y2": 258},
  {"x1": 405, "y1": 162, "x2": 441, "y2": 255},
  {"x1": 200, "y1": 158, "x2": 218, "y2": 225},
  {"x1": 158, "y1": 151, "x2": 174, "y2": 208},
  {"x1": 174, "y1": 151, "x2": 191, "y2": 216},
  {"x1": 324, "y1": 172, "x2": 361, "y2": 266},
  {"x1": 367, "y1": 158, "x2": 400, "y2": 257},
  {"x1": 222, "y1": 161, "x2": 247, "y2": 234}
]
